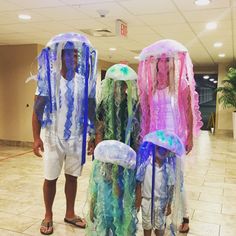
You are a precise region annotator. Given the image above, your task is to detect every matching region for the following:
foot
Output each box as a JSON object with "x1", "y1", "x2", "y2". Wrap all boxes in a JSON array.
[
  {"x1": 40, "y1": 219, "x2": 53, "y2": 235},
  {"x1": 179, "y1": 217, "x2": 190, "y2": 233},
  {"x1": 64, "y1": 215, "x2": 86, "y2": 228}
]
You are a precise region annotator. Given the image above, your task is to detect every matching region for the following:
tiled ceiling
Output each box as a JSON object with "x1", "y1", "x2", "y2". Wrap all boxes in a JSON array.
[{"x1": 0, "y1": 0, "x2": 235, "y2": 66}]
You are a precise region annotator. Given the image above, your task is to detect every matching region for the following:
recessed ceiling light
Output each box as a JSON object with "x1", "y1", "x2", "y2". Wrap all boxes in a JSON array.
[
  {"x1": 109, "y1": 48, "x2": 116, "y2": 51},
  {"x1": 203, "y1": 75, "x2": 210, "y2": 79},
  {"x1": 134, "y1": 56, "x2": 139, "y2": 60},
  {"x1": 218, "y1": 53, "x2": 225, "y2": 58},
  {"x1": 194, "y1": 0, "x2": 211, "y2": 6},
  {"x1": 214, "y1": 42, "x2": 223, "y2": 48},
  {"x1": 209, "y1": 78, "x2": 214, "y2": 81},
  {"x1": 213, "y1": 81, "x2": 218, "y2": 84},
  {"x1": 206, "y1": 22, "x2": 217, "y2": 30},
  {"x1": 18, "y1": 14, "x2": 31, "y2": 20}
]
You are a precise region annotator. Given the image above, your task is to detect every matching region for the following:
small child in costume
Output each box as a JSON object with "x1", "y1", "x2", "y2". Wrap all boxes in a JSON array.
[
  {"x1": 87, "y1": 140, "x2": 137, "y2": 236},
  {"x1": 136, "y1": 130, "x2": 185, "y2": 236}
]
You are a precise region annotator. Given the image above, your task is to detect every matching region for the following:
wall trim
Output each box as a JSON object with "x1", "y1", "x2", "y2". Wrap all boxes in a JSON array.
[
  {"x1": 0, "y1": 139, "x2": 33, "y2": 148},
  {"x1": 215, "y1": 129, "x2": 233, "y2": 136}
]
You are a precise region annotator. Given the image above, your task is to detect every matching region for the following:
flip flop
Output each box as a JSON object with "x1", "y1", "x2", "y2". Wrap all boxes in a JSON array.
[
  {"x1": 40, "y1": 220, "x2": 53, "y2": 235},
  {"x1": 179, "y1": 217, "x2": 190, "y2": 233},
  {"x1": 64, "y1": 216, "x2": 86, "y2": 229}
]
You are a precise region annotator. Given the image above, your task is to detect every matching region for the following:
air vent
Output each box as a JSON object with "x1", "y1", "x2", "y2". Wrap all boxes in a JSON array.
[{"x1": 80, "y1": 28, "x2": 115, "y2": 37}]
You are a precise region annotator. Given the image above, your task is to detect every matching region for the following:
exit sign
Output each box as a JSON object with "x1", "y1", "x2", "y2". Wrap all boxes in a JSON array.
[{"x1": 116, "y1": 19, "x2": 128, "y2": 37}]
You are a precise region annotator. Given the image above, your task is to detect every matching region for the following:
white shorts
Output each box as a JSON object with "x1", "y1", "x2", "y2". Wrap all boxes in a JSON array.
[
  {"x1": 141, "y1": 198, "x2": 166, "y2": 231},
  {"x1": 43, "y1": 135, "x2": 83, "y2": 180}
]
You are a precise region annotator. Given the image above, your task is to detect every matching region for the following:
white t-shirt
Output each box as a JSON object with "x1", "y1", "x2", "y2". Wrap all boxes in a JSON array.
[
  {"x1": 36, "y1": 73, "x2": 85, "y2": 140},
  {"x1": 142, "y1": 157, "x2": 175, "y2": 199}
]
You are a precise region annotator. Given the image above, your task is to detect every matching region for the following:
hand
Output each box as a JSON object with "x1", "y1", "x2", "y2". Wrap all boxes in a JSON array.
[
  {"x1": 185, "y1": 136, "x2": 193, "y2": 154},
  {"x1": 87, "y1": 139, "x2": 95, "y2": 156},
  {"x1": 165, "y1": 204, "x2": 172, "y2": 216},
  {"x1": 33, "y1": 138, "x2": 44, "y2": 157}
]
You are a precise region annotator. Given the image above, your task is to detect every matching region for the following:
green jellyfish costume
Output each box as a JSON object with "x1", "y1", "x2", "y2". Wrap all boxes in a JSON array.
[{"x1": 96, "y1": 64, "x2": 140, "y2": 150}]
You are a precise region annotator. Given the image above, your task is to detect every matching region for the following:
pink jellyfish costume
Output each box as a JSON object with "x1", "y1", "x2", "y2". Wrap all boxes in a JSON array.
[{"x1": 138, "y1": 39, "x2": 203, "y2": 234}]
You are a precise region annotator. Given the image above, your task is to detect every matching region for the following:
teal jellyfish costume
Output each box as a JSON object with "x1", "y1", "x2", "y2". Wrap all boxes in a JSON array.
[{"x1": 87, "y1": 140, "x2": 137, "y2": 236}]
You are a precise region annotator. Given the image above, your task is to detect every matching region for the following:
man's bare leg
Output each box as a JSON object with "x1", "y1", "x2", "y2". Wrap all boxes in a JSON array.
[
  {"x1": 40, "y1": 178, "x2": 57, "y2": 234},
  {"x1": 144, "y1": 229, "x2": 152, "y2": 236}
]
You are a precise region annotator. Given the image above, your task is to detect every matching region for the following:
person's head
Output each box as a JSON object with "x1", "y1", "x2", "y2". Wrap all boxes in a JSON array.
[
  {"x1": 155, "y1": 145, "x2": 171, "y2": 161},
  {"x1": 61, "y1": 41, "x2": 78, "y2": 75}
]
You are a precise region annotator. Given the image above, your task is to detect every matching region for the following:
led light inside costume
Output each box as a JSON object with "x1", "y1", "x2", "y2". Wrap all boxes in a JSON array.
[
  {"x1": 96, "y1": 64, "x2": 139, "y2": 150},
  {"x1": 34, "y1": 32, "x2": 97, "y2": 165},
  {"x1": 87, "y1": 140, "x2": 137, "y2": 236}
]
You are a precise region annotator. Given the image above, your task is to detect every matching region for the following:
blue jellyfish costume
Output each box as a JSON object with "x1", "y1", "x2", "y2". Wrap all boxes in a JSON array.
[
  {"x1": 87, "y1": 140, "x2": 137, "y2": 236},
  {"x1": 136, "y1": 130, "x2": 185, "y2": 235},
  {"x1": 34, "y1": 32, "x2": 97, "y2": 165}
]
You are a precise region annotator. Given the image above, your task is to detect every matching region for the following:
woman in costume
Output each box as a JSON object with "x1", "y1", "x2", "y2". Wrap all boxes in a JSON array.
[{"x1": 138, "y1": 39, "x2": 203, "y2": 234}]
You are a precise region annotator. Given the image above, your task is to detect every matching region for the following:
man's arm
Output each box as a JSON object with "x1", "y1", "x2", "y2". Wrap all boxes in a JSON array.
[
  {"x1": 32, "y1": 95, "x2": 45, "y2": 157},
  {"x1": 185, "y1": 87, "x2": 193, "y2": 154}
]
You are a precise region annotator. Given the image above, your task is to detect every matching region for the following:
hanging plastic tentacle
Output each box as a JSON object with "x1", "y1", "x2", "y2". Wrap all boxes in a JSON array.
[
  {"x1": 44, "y1": 48, "x2": 52, "y2": 113},
  {"x1": 151, "y1": 145, "x2": 156, "y2": 226},
  {"x1": 81, "y1": 43, "x2": 90, "y2": 165}
]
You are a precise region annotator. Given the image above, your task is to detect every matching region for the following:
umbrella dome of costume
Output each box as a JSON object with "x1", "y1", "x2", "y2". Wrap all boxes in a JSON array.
[
  {"x1": 87, "y1": 140, "x2": 137, "y2": 235},
  {"x1": 34, "y1": 32, "x2": 97, "y2": 165},
  {"x1": 96, "y1": 64, "x2": 139, "y2": 150},
  {"x1": 138, "y1": 39, "x2": 203, "y2": 145}
]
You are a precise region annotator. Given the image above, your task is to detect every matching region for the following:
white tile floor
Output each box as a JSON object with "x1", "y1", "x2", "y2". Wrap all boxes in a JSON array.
[{"x1": 0, "y1": 131, "x2": 235, "y2": 236}]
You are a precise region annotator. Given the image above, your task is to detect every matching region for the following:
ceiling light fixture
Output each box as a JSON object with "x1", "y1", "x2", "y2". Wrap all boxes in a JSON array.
[
  {"x1": 109, "y1": 48, "x2": 116, "y2": 51},
  {"x1": 134, "y1": 56, "x2": 139, "y2": 60},
  {"x1": 18, "y1": 14, "x2": 31, "y2": 20},
  {"x1": 203, "y1": 75, "x2": 210, "y2": 79},
  {"x1": 209, "y1": 78, "x2": 214, "y2": 81},
  {"x1": 218, "y1": 53, "x2": 225, "y2": 58},
  {"x1": 206, "y1": 22, "x2": 217, "y2": 30},
  {"x1": 194, "y1": 0, "x2": 211, "y2": 6},
  {"x1": 213, "y1": 81, "x2": 218, "y2": 84},
  {"x1": 214, "y1": 42, "x2": 223, "y2": 48}
]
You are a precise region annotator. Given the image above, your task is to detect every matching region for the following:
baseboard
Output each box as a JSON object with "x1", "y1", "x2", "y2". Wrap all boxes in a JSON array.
[
  {"x1": 215, "y1": 129, "x2": 233, "y2": 136},
  {"x1": 0, "y1": 139, "x2": 33, "y2": 148}
]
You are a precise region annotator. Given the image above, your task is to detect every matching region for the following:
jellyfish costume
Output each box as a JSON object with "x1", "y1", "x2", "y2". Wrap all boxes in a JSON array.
[
  {"x1": 136, "y1": 130, "x2": 185, "y2": 235},
  {"x1": 34, "y1": 32, "x2": 97, "y2": 166},
  {"x1": 87, "y1": 140, "x2": 137, "y2": 236},
  {"x1": 96, "y1": 64, "x2": 139, "y2": 150},
  {"x1": 138, "y1": 39, "x2": 202, "y2": 144},
  {"x1": 138, "y1": 40, "x2": 203, "y2": 234}
]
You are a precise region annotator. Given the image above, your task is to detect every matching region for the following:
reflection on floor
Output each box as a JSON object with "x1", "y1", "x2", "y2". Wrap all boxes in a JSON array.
[{"x1": 0, "y1": 131, "x2": 235, "y2": 236}]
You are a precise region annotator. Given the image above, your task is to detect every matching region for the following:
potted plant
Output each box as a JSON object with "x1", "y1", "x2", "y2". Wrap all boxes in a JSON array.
[{"x1": 216, "y1": 67, "x2": 236, "y2": 139}]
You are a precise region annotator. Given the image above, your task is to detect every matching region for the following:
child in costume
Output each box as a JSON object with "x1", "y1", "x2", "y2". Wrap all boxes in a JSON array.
[
  {"x1": 136, "y1": 130, "x2": 185, "y2": 236},
  {"x1": 95, "y1": 64, "x2": 139, "y2": 150},
  {"x1": 87, "y1": 140, "x2": 137, "y2": 236},
  {"x1": 138, "y1": 39, "x2": 203, "y2": 233}
]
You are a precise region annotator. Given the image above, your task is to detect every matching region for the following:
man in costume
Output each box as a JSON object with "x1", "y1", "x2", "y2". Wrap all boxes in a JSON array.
[{"x1": 32, "y1": 33, "x2": 97, "y2": 235}]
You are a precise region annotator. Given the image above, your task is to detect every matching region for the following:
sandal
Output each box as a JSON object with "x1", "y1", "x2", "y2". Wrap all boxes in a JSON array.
[
  {"x1": 179, "y1": 217, "x2": 190, "y2": 233},
  {"x1": 64, "y1": 215, "x2": 86, "y2": 229},
  {"x1": 40, "y1": 220, "x2": 53, "y2": 235}
]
